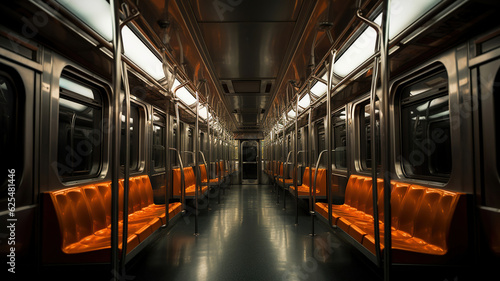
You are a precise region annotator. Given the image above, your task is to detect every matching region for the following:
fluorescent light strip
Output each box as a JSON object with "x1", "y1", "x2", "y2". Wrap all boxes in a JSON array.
[
  {"x1": 122, "y1": 26, "x2": 164, "y2": 80},
  {"x1": 176, "y1": 86, "x2": 196, "y2": 105},
  {"x1": 57, "y1": 0, "x2": 165, "y2": 81},
  {"x1": 56, "y1": 0, "x2": 113, "y2": 41},
  {"x1": 298, "y1": 94, "x2": 310, "y2": 108},
  {"x1": 334, "y1": 0, "x2": 441, "y2": 78}
]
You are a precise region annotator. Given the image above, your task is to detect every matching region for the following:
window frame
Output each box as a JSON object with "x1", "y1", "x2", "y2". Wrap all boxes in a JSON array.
[
  {"x1": 396, "y1": 65, "x2": 452, "y2": 182},
  {"x1": 152, "y1": 109, "x2": 166, "y2": 173},
  {"x1": 355, "y1": 98, "x2": 381, "y2": 172},
  {"x1": 57, "y1": 71, "x2": 105, "y2": 182},
  {"x1": 120, "y1": 100, "x2": 146, "y2": 173},
  {"x1": 332, "y1": 107, "x2": 347, "y2": 170}
]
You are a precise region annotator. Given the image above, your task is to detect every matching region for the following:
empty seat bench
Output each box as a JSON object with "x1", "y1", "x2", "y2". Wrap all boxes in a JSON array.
[
  {"x1": 289, "y1": 167, "x2": 327, "y2": 199},
  {"x1": 172, "y1": 167, "x2": 208, "y2": 198},
  {"x1": 316, "y1": 175, "x2": 468, "y2": 264},
  {"x1": 199, "y1": 164, "x2": 220, "y2": 186},
  {"x1": 42, "y1": 175, "x2": 181, "y2": 264}
]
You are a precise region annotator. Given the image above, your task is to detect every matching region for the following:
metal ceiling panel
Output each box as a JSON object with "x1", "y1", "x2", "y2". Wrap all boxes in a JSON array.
[
  {"x1": 232, "y1": 80, "x2": 261, "y2": 93},
  {"x1": 189, "y1": 0, "x2": 303, "y2": 22},
  {"x1": 226, "y1": 95, "x2": 270, "y2": 110},
  {"x1": 199, "y1": 22, "x2": 295, "y2": 79}
]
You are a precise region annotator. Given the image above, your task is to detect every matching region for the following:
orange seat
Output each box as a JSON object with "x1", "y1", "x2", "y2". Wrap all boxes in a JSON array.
[
  {"x1": 289, "y1": 167, "x2": 327, "y2": 197},
  {"x1": 199, "y1": 164, "x2": 220, "y2": 185},
  {"x1": 42, "y1": 175, "x2": 178, "y2": 264},
  {"x1": 315, "y1": 174, "x2": 467, "y2": 264},
  {"x1": 172, "y1": 167, "x2": 208, "y2": 198}
]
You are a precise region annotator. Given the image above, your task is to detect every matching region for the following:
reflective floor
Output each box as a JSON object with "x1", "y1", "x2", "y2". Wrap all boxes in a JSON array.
[{"x1": 128, "y1": 185, "x2": 381, "y2": 281}]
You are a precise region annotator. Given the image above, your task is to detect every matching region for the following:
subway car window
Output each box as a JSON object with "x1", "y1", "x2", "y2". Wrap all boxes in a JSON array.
[
  {"x1": 358, "y1": 100, "x2": 380, "y2": 170},
  {"x1": 0, "y1": 73, "x2": 19, "y2": 201},
  {"x1": 332, "y1": 109, "x2": 347, "y2": 169},
  {"x1": 187, "y1": 127, "x2": 194, "y2": 164},
  {"x1": 152, "y1": 112, "x2": 166, "y2": 171},
  {"x1": 57, "y1": 75, "x2": 103, "y2": 180},
  {"x1": 399, "y1": 68, "x2": 451, "y2": 180},
  {"x1": 317, "y1": 120, "x2": 326, "y2": 166},
  {"x1": 171, "y1": 121, "x2": 178, "y2": 166},
  {"x1": 120, "y1": 102, "x2": 141, "y2": 170}
]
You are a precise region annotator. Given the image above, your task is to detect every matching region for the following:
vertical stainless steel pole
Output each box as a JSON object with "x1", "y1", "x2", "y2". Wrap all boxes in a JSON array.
[
  {"x1": 110, "y1": 0, "x2": 122, "y2": 279},
  {"x1": 194, "y1": 91, "x2": 200, "y2": 235},
  {"x1": 308, "y1": 81, "x2": 314, "y2": 235},
  {"x1": 326, "y1": 50, "x2": 336, "y2": 226},
  {"x1": 381, "y1": 0, "x2": 392, "y2": 280},
  {"x1": 120, "y1": 62, "x2": 131, "y2": 273},
  {"x1": 356, "y1": 9, "x2": 383, "y2": 266},
  {"x1": 294, "y1": 85, "x2": 299, "y2": 225},
  {"x1": 165, "y1": 96, "x2": 170, "y2": 227}
]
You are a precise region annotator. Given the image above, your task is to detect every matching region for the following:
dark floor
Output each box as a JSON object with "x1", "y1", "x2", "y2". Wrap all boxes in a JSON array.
[{"x1": 127, "y1": 184, "x2": 381, "y2": 281}]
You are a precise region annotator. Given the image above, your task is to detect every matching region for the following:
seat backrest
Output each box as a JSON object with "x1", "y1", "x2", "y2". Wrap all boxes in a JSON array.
[
  {"x1": 82, "y1": 185, "x2": 108, "y2": 232},
  {"x1": 134, "y1": 176, "x2": 151, "y2": 208},
  {"x1": 139, "y1": 175, "x2": 155, "y2": 206},
  {"x1": 389, "y1": 182, "x2": 410, "y2": 227},
  {"x1": 50, "y1": 188, "x2": 94, "y2": 250},
  {"x1": 349, "y1": 177, "x2": 365, "y2": 209},
  {"x1": 96, "y1": 182, "x2": 115, "y2": 224},
  {"x1": 301, "y1": 167, "x2": 311, "y2": 188},
  {"x1": 344, "y1": 175, "x2": 359, "y2": 206},
  {"x1": 423, "y1": 190, "x2": 462, "y2": 250},
  {"x1": 184, "y1": 167, "x2": 196, "y2": 187},
  {"x1": 199, "y1": 165, "x2": 208, "y2": 182},
  {"x1": 357, "y1": 178, "x2": 373, "y2": 213},
  {"x1": 397, "y1": 185, "x2": 426, "y2": 235},
  {"x1": 172, "y1": 168, "x2": 182, "y2": 195},
  {"x1": 412, "y1": 189, "x2": 443, "y2": 246},
  {"x1": 314, "y1": 169, "x2": 327, "y2": 195}
]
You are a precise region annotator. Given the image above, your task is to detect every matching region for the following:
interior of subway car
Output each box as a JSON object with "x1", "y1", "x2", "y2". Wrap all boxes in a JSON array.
[{"x1": 1, "y1": 0, "x2": 500, "y2": 280}]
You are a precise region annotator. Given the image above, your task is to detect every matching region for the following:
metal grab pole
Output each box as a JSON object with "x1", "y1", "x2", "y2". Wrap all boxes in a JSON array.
[
  {"x1": 162, "y1": 59, "x2": 176, "y2": 227},
  {"x1": 194, "y1": 90, "x2": 200, "y2": 236},
  {"x1": 109, "y1": 0, "x2": 122, "y2": 279},
  {"x1": 326, "y1": 50, "x2": 336, "y2": 226},
  {"x1": 283, "y1": 150, "x2": 294, "y2": 210},
  {"x1": 294, "y1": 84, "x2": 299, "y2": 225},
  {"x1": 380, "y1": 1, "x2": 392, "y2": 280},
  {"x1": 164, "y1": 96, "x2": 171, "y2": 228},
  {"x1": 311, "y1": 149, "x2": 329, "y2": 236},
  {"x1": 357, "y1": 8, "x2": 383, "y2": 267},
  {"x1": 120, "y1": 62, "x2": 130, "y2": 271},
  {"x1": 173, "y1": 85, "x2": 185, "y2": 209},
  {"x1": 170, "y1": 148, "x2": 185, "y2": 212}
]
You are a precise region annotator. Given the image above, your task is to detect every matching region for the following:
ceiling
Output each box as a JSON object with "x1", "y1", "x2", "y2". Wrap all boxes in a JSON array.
[
  {"x1": 137, "y1": 0, "x2": 365, "y2": 136},
  {"x1": 178, "y1": 0, "x2": 310, "y2": 132}
]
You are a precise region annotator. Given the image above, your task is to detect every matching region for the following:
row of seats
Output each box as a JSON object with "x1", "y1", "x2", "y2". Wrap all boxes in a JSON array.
[
  {"x1": 171, "y1": 161, "x2": 232, "y2": 198},
  {"x1": 264, "y1": 161, "x2": 327, "y2": 199},
  {"x1": 315, "y1": 175, "x2": 467, "y2": 264},
  {"x1": 172, "y1": 166, "x2": 209, "y2": 198},
  {"x1": 42, "y1": 175, "x2": 181, "y2": 264},
  {"x1": 289, "y1": 167, "x2": 327, "y2": 199}
]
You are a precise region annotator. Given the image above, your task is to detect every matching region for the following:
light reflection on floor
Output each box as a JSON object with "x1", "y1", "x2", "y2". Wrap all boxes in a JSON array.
[{"x1": 129, "y1": 185, "x2": 380, "y2": 281}]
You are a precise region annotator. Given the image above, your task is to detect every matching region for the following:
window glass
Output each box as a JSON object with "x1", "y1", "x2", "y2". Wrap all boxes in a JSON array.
[
  {"x1": 120, "y1": 102, "x2": 140, "y2": 170},
  {"x1": 359, "y1": 100, "x2": 380, "y2": 170},
  {"x1": 58, "y1": 76, "x2": 103, "y2": 180},
  {"x1": 187, "y1": 127, "x2": 194, "y2": 164},
  {"x1": 172, "y1": 121, "x2": 178, "y2": 166},
  {"x1": 0, "y1": 73, "x2": 19, "y2": 201},
  {"x1": 152, "y1": 112, "x2": 166, "y2": 171},
  {"x1": 316, "y1": 120, "x2": 326, "y2": 167},
  {"x1": 399, "y1": 69, "x2": 451, "y2": 180},
  {"x1": 333, "y1": 109, "x2": 347, "y2": 169}
]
